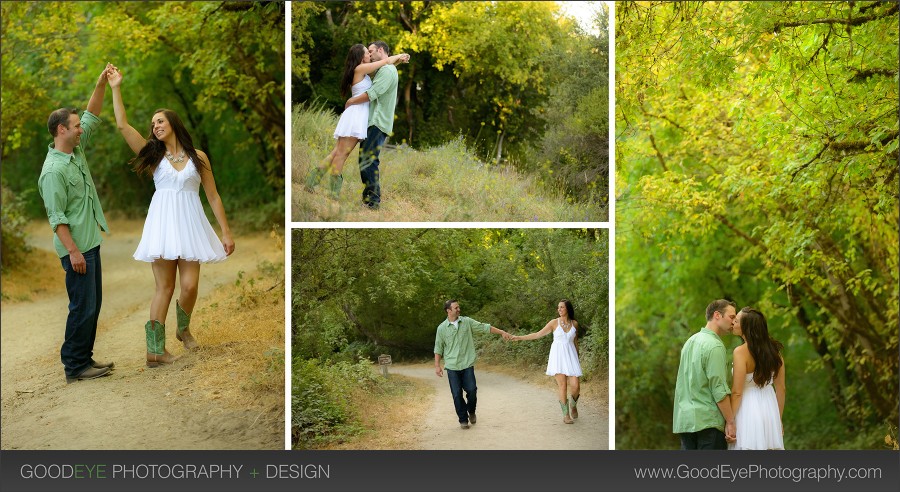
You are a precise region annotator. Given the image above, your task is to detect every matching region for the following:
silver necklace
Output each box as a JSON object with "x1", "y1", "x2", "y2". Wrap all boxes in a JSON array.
[{"x1": 166, "y1": 147, "x2": 186, "y2": 164}]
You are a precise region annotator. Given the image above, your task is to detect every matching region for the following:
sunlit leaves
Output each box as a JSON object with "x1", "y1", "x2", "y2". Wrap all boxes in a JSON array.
[{"x1": 1, "y1": 2, "x2": 86, "y2": 154}]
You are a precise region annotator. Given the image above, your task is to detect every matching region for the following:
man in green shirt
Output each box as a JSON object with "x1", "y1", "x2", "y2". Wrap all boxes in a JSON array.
[
  {"x1": 434, "y1": 299, "x2": 512, "y2": 429},
  {"x1": 344, "y1": 40, "x2": 405, "y2": 210},
  {"x1": 38, "y1": 65, "x2": 115, "y2": 384},
  {"x1": 672, "y1": 299, "x2": 737, "y2": 449}
]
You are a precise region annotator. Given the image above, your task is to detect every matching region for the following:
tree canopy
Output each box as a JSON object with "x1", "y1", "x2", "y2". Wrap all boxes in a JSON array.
[
  {"x1": 1, "y1": 1, "x2": 284, "y2": 228},
  {"x1": 615, "y1": 1, "x2": 898, "y2": 449}
]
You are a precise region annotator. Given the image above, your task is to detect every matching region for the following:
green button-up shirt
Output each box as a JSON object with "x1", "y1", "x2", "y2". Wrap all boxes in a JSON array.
[
  {"x1": 672, "y1": 327, "x2": 731, "y2": 434},
  {"x1": 366, "y1": 64, "x2": 399, "y2": 136},
  {"x1": 434, "y1": 316, "x2": 491, "y2": 371},
  {"x1": 38, "y1": 110, "x2": 109, "y2": 258}
]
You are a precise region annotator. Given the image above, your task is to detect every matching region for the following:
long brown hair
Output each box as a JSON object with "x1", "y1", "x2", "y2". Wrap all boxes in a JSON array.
[
  {"x1": 560, "y1": 299, "x2": 583, "y2": 337},
  {"x1": 739, "y1": 307, "x2": 784, "y2": 387},
  {"x1": 130, "y1": 109, "x2": 206, "y2": 177},
  {"x1": 340, "y1": 44, "x2": 367, "y2": 99},
  {"x1": 559, "y1": 299, "x2": 576, "y2": 321}
]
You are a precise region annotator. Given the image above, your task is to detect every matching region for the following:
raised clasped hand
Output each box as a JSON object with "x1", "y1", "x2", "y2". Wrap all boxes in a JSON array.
[{"x1": 106, "y1": 64, "x2": 122, "y2": 87}]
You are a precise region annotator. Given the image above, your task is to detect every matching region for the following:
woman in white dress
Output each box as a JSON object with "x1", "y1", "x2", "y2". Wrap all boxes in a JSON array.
[
  {"x1": 511, "y1": 300, "x2": 584, "y2": 424},
  {"x1": 730, "y1": 307, "x2": 786, "y2": 449},
  {"x1": 304, "y1": 43, "x2": 409, "y2": 198},
  {"x1": 107, "y1": 66, "x2": 235, "y2": 367}
]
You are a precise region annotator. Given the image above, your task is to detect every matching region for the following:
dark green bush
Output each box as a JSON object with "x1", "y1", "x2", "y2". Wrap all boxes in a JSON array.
[{"x1": 1, "y1": 182, "x2": 33, "y2": 272}]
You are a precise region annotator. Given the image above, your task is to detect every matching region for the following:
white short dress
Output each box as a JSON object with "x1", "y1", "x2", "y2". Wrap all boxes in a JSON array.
[
  {"x1": 332, "y1": 75, "x2": 372, "y2": 140},
  {"x1": 545, "y1": 319, "x2": 583, "y2": 377},
  {"x1": 133, "y1": 156, "x2": 227, "y2": 263},
  {"x1": 730, "y1": 372, "x2": 784, "y2": 450}
]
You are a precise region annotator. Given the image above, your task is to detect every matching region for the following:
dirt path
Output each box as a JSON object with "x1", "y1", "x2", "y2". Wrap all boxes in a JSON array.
[
  {"x1": 388, "y1": 363, "x2": 608, "y2": 450},
  {"x1": 0, "y1": 220, "x2": 283, "y2": 450}
]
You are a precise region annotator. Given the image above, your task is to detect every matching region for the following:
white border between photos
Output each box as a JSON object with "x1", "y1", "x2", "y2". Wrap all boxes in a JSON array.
[
  {"x1": 283, "y1": 0, "x2": 616, "y2": 451},
  {"x1": 606, "y1": 0, "x2": 616, "y2": 451},
  {"x1": 284, "y1": 1, "x2": 294, "y2": 451}
]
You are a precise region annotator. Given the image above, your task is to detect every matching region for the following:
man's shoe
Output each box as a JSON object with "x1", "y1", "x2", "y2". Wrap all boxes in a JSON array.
[
  {"x1": 66, "y1": 366, "x2": 111, "y2": 384},
  {"x1": 91, "y1": 359, "x2": 114, "y2": 369},
  {"x1": 460, "y1": 422, "x2": 470, "y2": 429},
  {"x1": 468, "y1": 413, "x2": 476, "y2": 425}
]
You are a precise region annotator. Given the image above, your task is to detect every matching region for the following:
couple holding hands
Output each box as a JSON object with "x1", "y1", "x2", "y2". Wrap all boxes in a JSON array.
[
  {"x1": 39, "y1": 63, "x2": 234, "y2": 383},
  {"x1": 434, "y1": 299, "x2": 584, "y2": 429}
]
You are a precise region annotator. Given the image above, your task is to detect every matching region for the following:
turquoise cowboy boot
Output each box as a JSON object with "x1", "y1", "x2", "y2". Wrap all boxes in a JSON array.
[
  {"x1": 175, "y1": 300, "x2": 199, "y2": 350},
  {"x1": 326, "y1": 173, "x2": 344, "y2": 199},
  {"x1": 304, "y1": 167, "x2": 327, "y2": 191},
  {"x1": 145, "y1": 320, "x2": 177, "y2": 367},
  {"x1": 560, "y1": 400, "x2": 574, "y2": 424}
]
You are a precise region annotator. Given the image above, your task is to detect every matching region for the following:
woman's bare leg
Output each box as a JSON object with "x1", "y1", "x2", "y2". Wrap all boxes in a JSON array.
[
  {"x1": 330, "y1": 137, "x2": 360, "y2": 175},
  {"x1": 150, "y1": 260, "x2": 177, "y2": 322}
]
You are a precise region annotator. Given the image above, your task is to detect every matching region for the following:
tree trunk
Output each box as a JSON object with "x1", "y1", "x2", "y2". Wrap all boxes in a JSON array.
[
  {"x1": 405, "y1": 65, "x2": 415, "y2": 144},
  {"x1": 494, "y1": 130, "x2": 505, "y2": 166}
]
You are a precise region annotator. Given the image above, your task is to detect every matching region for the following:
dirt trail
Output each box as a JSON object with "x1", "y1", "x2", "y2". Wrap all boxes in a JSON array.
[
  {"x1": 0, "y1": 220, "x2": 283, "y2": 450},
  {"x1": 388, "y1": 363, "x2": 608, "y2": 450}
]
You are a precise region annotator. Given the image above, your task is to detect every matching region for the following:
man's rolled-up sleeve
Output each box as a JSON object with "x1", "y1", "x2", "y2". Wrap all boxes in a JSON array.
[
  {"x1": 434, "y1": 328, "x2": 444, "y2": 355},
  {"x1": 39, "y1": 172, "x2": 69, "y2": 232},
  {"x1": 365, "y1": 67, "x2": 397, "y2": 103},
  {"x1": 706, "y1": 345, "x2": 731, "y2": 402},
  {"x1": 472, "y1": 319, "x2": 491, "y2": 335},
  {"x1": 79, "y1": 110, "x2": 101, "y2": 149}
]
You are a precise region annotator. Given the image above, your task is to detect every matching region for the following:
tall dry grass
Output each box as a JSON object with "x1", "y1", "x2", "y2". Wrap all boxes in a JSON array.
[{"x1": 291, "y1": 104, "x2": 607, "y2": 222}]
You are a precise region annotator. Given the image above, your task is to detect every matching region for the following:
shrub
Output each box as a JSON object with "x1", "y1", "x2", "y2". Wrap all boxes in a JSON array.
[
  {"x1": 1, "y1": 183, "x2": 33, "y2": 271},
  {"x1": 291, "y1": 357, "x2": 384, "y2": 448}
]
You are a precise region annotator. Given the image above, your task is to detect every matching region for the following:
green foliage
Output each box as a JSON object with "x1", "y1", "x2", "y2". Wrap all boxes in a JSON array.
[
  {"x1": 293, "y1": 1, "x2": 609, "y2": 212},
  {"x1": 0, "y1": 181, "x2": 33, "y2": 271},
  {"x1": 292, "y1": 228, "x2": 609, "y2": 376},
  {"x1": 530, "y1": 18, "x2": 609, "y2": 205},
  {"x1": 402, "y1": 1, "x2": 563, "y2": 158},
  {"x1": 291, "y1": 357, "x2": 382, "y2": 449},
  {"x1": 616, "y1": 1, "x2": 899, "y2": 449},
  {"x1": 1, "y1": 1, "x2": 284, "y2": 229},
  {"x1": 291, "y1": 358, "x2": 353, "y2": 448},
  {"x1": 292, "y1": 2, "x2": 323, "y2": 86},
  {"x1": 1, "y1": 2, "x2": 86, "y2": 155}
]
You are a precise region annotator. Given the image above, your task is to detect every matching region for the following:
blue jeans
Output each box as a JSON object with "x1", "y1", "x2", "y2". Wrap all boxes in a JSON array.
[
  {"x1": 446, "y1": 366, "x2": 477, "y2": 423},
  {"x1": 359, "y1": 125, "x2": 387, "y2": 208},
  {"x1": 60, "y1": 246, "x2": 102, "y2": 377},
  {"x1": 680, "y1": 427, "x2": 727, "y2": 450}
]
